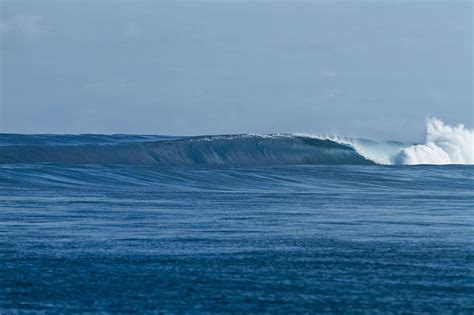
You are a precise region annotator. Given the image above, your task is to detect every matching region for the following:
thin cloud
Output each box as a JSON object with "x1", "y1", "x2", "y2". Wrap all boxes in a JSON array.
[
  {"x1": 0, "y1": 14, "x2": 47, "y2": 38},
  {"x1": 124, "y1": 23, "x2": 142, "y2": 38},
  {"x1": 324, "y1": 88, "x2": 341, "y2": 98}
]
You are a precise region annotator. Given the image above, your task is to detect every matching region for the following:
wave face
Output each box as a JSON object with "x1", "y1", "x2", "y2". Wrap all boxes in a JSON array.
[
  {"x1": 397, "y1": 118, "x2": 474, "y2": 165},
  {"x1": 0, "y1": 135, "x2": 375, "y2": 166},
  {"x1": 0, "y1": 119, "x2": 471, "y2": 166}
]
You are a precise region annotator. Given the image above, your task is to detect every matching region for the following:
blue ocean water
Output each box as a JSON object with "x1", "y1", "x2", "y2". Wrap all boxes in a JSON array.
[{"x1": 0, "y1": 133, "x2": 473, "y2": 313}]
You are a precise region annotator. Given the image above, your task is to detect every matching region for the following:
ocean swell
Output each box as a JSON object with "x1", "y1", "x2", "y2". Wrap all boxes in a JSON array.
[{"x1": 0, "y1": 119, "x2": 471, "y2": 166}]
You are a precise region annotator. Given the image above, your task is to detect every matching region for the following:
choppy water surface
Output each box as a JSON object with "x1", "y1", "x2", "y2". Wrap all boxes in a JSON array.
[{"x1": 1, "y1": 162, "x2": 473, "y2": 313}]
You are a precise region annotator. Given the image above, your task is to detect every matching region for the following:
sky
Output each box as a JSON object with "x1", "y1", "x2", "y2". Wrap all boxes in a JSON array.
[{"x1": 0, "y1": 0, "x2": 472, "y2": 142}]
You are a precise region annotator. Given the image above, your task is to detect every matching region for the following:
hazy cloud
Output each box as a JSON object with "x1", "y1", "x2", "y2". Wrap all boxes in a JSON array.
[
  {"x1": 320, "y1": 70, "x2": 337, "y2": 79},
  {"x1": 83, "y1": 77, "x2": 135, "y2": 92},
  {"x1": 124, "y1": 23, "x2": 142, "y2": 38},
  {"x1": 0, "y1": 14, "x2": 47, "y2": 38},
  {"x1": 324, "y1": 88, "x2": 342, "y2": 98}
]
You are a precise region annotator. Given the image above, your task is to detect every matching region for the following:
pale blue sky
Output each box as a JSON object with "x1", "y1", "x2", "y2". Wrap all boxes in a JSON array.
[{"x1": 0, "y1": 0, "x2": 472, "y2": 141}]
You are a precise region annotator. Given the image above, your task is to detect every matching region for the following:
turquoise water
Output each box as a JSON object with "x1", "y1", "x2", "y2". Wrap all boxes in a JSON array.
[{"x1": 0, "y1": 135, "x2": 473, "y2": 313}]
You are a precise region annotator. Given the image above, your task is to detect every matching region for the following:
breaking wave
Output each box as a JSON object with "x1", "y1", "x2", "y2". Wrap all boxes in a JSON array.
[
  {"x1": 397, "y1": 118, "x2": 473, "y2": 165},
  {"x1": 0, "y1": 119, "x2": 471, "y2": 166},
  {"x1": 0, "y1": 135, "x2": 375, "y2": 166}
]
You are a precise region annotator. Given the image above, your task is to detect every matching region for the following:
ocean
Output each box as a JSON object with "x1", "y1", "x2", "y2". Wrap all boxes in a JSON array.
[{"x1": 0, "y1": 124, "x2": 473, "y2": 313}]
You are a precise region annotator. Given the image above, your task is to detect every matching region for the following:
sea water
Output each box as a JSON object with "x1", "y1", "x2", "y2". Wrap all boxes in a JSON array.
[{"x1": 0, "y1": 120, "x2": 473, "y2": 313}]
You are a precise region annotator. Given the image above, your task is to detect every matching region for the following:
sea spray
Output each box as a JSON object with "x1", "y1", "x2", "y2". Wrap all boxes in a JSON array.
[{"x1": 397, "y1": 118, "x2": 474, "y2": 165}]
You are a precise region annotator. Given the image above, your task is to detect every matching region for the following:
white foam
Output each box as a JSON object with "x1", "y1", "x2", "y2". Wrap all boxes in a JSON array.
[{"x1": 398, "y1": 118, "x2": 474, "y2": 165}]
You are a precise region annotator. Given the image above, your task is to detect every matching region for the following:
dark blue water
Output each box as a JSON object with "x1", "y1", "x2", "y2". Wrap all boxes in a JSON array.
[{"x1": 0, "y1": 135, "x2": 473, "y2": 313}]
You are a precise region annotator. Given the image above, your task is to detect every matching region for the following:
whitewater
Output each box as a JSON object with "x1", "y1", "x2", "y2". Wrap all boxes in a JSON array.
[{"x1": 0, "y1": 118, "x2": 471, "y2": 166}]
